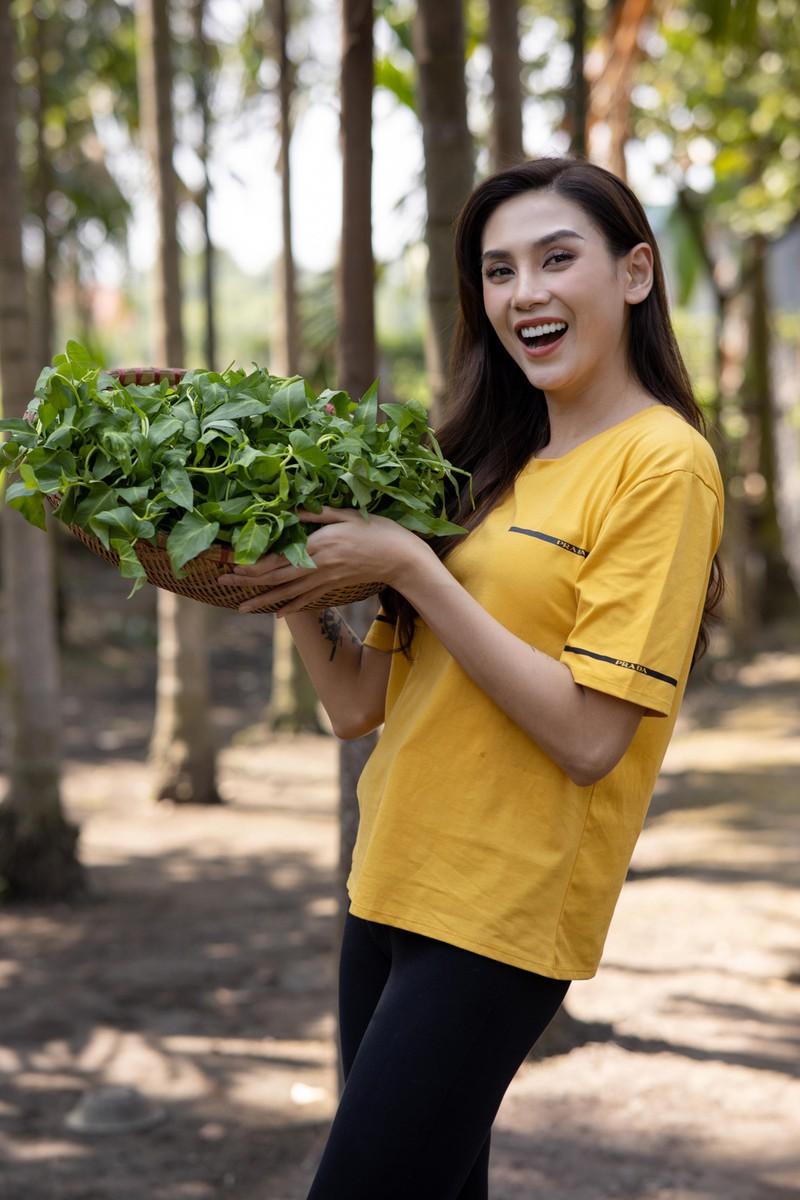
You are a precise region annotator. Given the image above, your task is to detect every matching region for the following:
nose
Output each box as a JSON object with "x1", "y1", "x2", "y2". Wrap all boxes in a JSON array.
[{"x1": 511, "y1": 268, "x2": 551, "y2": 309}]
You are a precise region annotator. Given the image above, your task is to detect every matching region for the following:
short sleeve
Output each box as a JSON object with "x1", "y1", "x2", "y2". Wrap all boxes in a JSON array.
[
  {"x1": 559, "y1": 469, "x2": 723, "y2": 718},
  {"x1": 362, "y1": 604, "x2": 397, "y2": 652}
]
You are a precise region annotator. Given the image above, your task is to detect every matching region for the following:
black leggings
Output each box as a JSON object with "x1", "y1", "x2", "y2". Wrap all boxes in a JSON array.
[{"x1": 305, "y1": 909, "x2": 571, "y2": 1200}]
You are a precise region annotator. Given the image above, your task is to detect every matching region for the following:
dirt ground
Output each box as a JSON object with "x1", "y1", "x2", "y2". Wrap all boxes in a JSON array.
[{"x1": 1, "y1": 538, "x2": 799, "y2": 1200}]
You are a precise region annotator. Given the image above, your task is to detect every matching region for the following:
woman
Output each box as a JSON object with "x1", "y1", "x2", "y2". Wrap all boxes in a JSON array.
[{"x1": 219, "y1": 157, "x2": 724, "y2": 1199}]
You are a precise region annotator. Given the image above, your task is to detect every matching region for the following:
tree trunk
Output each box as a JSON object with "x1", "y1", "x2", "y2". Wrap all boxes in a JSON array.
[
  {"x1": 0, "y1": 0, "x2": 84, "y2": 900},
  {"x1": 193, "y1": 0, "x2": 217, "y2": 373},
  {"x1": 488, "y1": 0, "x2": 524, "y2": 172},
  {"x1": 568, "y1": 0, "x2": 588, "y2": 157},
  {"x1": 740, "y1": 234, "x2": 797, "y2": 625},
  {"x1": 33, "y1": 7, "x2": 70, "y2": 652},
  {"x1": 412, "y1": 0, "x2": 474, "y2": 424},
  {"x1": 267, "y1": 0, "x2": 323, "y2": 735},
  {"x1": 136, "y1": 0, "x2": 220, "y2": 806},
  {"x1": 34, "y1": 10, "x2": 54, "y2": 370},
  {"x1": 586, "y1": 0, "x2": 653, "y2": 180},
  {"x1": 334, "y1": 0, "x2": 380, "y2": 1096}
]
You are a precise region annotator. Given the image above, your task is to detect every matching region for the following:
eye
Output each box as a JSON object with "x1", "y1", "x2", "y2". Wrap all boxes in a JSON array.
[
  {"x1": 484, "y1": 265, "x2": 512, "y2": 279},
  {"x1": 544, "y1": 251, "x2": 574, "y2": 267}
]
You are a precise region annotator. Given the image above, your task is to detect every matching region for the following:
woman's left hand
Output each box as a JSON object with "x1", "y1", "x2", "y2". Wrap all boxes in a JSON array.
[{"x1": 217, "y1": 506, "x2": 429, "y2": 614}]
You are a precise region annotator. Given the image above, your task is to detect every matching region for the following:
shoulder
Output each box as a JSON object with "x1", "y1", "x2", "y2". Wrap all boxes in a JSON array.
[{"x1": 619, "y1": 405, "x2": 723, "y2": 507}]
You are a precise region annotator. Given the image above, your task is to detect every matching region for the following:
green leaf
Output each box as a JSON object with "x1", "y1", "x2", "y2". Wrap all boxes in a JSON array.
[
  {"x1": 198, "y1": 496, "x2": 254, "y2": 524},
  {"x1": 394, "y1": 511, "x2": 469, "y2": 536},
  {"x1": 161, "y1": 465, "x2": 194, "y2": 510},
  {"x1": 0, "y1": 418, "x2": 39, "y2": 437},
  {"x1": 148, "y1": 415, "x2": 183, "y2": 446},
  {"x1": 354, "y1": 379, "x2": 379, "y2": 427},
  {"x1": 379, "y1": 402, "x2": 417, "y2": 432},
  {"x1": 341, "y1": 471, "x2": 372, "y2": 506},
  {"x1": 165, "y1": 509, "x2": 221, "y2": 574},
  {"x1": 91, "y1": 506, "x2": 155, "y2": 542},
  {"x1": 4, "y1": 482, "x2": 47, "y2": 530},
  {"x1": 200, "y1": 397, "x2": 265, "y2": 426},
  {"x1": 199, "y1": 420, "x2": 239, "y2": 444},
  {"x1": 20, "y1": 449, "x2": 78, "y2": 494},
  {"x1": 65, "y1": 339, "x2": 97, "y2": 376},
  {"x1": 115, "y1": 484, "x2": 150, "y2": 505},
  {"x1": 270, "y1": 379, "x2": 309, "y2": 427},
  {"x1": 73, "y1": 485, "x2": 119, "y2": 526},
  {"x1": 280, "y1": 538, "x2": 317, "y2": 570},
  {"x1": 110, "y1": 536, "x2": 147, "y2": 583},
  {"x1": 100, "y1": 430, "x2": 133, "y2": 474},
  {"x1": 289, "y1": 430, "x2": 328, "y2": 468},
  {"x1": 231, "y1": 519, "x2": 272, "y2": 562}
]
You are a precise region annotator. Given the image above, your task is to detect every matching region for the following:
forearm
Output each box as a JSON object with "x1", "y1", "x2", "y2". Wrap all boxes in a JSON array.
[
  {"x1": 281, "y1": 607, "x2": 364, "y2": 738},
  {"x1": 396, "y1": 546, "x2": 593, "y2": 782}
]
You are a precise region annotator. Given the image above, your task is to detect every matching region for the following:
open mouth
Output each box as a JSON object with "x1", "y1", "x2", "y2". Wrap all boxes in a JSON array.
[{"x1": 516, "y1": 321, "x2": 569, "y2": 350}]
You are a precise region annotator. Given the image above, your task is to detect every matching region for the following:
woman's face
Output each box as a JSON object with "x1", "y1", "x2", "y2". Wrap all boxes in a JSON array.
[{"x1": 480, "y1": 189, "x2": 652, "y2": 401}]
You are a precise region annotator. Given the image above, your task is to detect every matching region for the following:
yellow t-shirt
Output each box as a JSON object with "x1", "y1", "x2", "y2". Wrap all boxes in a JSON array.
[{"x1": 347, "y1": 404, "x2": 724, "y2": 980}]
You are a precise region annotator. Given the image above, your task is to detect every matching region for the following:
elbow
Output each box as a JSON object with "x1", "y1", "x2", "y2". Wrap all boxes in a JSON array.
[
  {"x1": 333, "y1": 711, "x2": 381, "y2": 741},
  {"x1": 564, "y1": 747, "x2": 619, "y2": 788},
  {"x1": 565, "y1": 763, "x2": 599, "y2": 788}
]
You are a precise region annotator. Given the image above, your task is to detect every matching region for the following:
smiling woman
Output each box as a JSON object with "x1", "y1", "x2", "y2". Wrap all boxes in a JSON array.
[{"x1": 261, "y1": 157, "x2": 726, "y2": 1200}]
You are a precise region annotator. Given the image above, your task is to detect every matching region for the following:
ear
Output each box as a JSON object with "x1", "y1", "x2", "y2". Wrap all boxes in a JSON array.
[{"x1": 623, "y1": 242, "x2": 654, "y2": 306}]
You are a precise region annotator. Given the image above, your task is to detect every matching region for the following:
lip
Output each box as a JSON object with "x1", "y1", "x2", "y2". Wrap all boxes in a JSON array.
[
  {"x1": 513, "y1": 317, "x2": 568, "y2": 334},
  {"x1": 514, "y1": 320, "x2": 569, "y2": 359}
]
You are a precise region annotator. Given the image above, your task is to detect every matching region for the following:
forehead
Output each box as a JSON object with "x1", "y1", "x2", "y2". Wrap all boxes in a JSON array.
[{"x1": 480, "y1": 191, "x2": 595, "y2": 252}]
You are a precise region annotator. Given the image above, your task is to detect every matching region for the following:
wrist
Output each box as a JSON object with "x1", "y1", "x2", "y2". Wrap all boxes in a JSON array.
[{"x1": 386, "y1": 537, "x2": 440, "y2": 597}]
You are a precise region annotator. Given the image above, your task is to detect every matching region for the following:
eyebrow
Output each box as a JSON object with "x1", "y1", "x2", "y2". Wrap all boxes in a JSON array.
[{"x1": 480, "y1": 229, "x2": 585, "y2": 263}]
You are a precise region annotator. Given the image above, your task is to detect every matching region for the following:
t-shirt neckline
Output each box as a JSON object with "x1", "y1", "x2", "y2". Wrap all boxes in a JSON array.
[{"x1": 525, "y1": 403, "x2": 669, "y2": 467}]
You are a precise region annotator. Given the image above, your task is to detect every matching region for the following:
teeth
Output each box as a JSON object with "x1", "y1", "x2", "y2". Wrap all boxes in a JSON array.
[{"x1": 519, "y1": 322, "x2": 567, "y2": 340}]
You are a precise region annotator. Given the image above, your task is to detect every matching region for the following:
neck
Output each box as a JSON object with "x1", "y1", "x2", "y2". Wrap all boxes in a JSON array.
[{"x1": 541, "y1": 364, "x2": 653, "y2": 454}]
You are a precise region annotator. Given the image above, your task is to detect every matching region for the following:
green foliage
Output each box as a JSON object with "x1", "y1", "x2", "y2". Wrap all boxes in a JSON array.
[
  {"x1": 635, "y1": 0, "x2": 800, "y2": 239},
  {"x1": 0, "y1": 341, "x2": 471, "y2": 596},
  {"x1": 14, "y1": 0, "x2": 136, "y2": 249}
]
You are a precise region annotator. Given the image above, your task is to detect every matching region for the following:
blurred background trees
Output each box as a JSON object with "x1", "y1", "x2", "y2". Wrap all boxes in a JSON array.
[{"x1": 0, "y1": 0, "x2": 797, "y2": 936}]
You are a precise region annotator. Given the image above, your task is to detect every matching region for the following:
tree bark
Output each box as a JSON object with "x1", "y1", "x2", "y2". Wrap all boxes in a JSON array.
[
  {"x1": 412, "y1": 0, "x2": 474, "y2": 424},
  {"x1": 335, "y1": 0, "x2": 380, "y2": 1096},
  {"x1": 135, "y1": 0, "x2": 220, "y2": 805},
  {"x1": 586, "y1": 0, "x2": 653, "y2": 180},
  {"x1": 193, "y1": 0, "x2": 217, "y2": 372},
  {"x1": 267, "y1": 0, "x2": 322, "y2": 734},
  {"x1": 568, "y1": 0, "x2": 588, "y2": 157},
  {"x1": 0, "y1": 0, "x2": 83, "y2": 900},
  {"x1": 740, "y1": 234, "x2": 797, "y2": 625},
  {"x1": 488, "y1": 0, "x2": 524, "y2": 172}
]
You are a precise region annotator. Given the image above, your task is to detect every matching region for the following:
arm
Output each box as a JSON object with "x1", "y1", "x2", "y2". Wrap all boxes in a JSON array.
[
  {"x1": 391, "y1": 544, "x2": 646, "y2": 786},
  {"x1": 281, "y1": 607, "x2": 391, "y2": 740},
  {"x1": 221, "y1": 517, "x2": 643, "y2": 773}
]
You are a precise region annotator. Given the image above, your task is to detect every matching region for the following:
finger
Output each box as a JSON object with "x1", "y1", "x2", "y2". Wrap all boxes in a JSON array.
[
  {"x1": 239, "y1": 566, "x2": 308, "y2": 586},
  {"x1": 230, "y1": 553, "x2": 286, "y2": 575},
  {"x1": 275, "y1": 585, "x2": 338, "y2": 616},
  {"x1": 238, "y1": 593, "x2": 279, "y2": 614},
  {"x1": 238, "y1": 574, "x2": 325, "y2": 614},
  {"x1": 296, "y1": 506, "x2": 355, "y2": 522}
]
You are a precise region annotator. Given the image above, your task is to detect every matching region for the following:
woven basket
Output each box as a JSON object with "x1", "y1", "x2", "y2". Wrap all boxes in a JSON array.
[{"x1": 38, "y1": 366, "x2": 385, "y2": 614}]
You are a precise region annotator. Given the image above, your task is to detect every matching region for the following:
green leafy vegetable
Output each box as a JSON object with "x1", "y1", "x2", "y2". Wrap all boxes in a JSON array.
[{"x1": 0, "y1": 341, "x2": 473, "y2": 597}]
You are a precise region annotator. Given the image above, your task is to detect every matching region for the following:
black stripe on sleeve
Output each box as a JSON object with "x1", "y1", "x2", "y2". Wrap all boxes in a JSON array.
[
  {"x1": 375, "y1": 614, "x2": 394, "y2": 625},
  {"x1": 509, "y1": 526, "x2": 589, "y2": 557},
  {"x1": 563, "y1": 645, "x2": 677, "y2": 687}
]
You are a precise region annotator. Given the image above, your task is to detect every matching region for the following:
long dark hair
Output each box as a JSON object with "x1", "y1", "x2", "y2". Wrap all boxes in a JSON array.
[{"x1": 379, "y1": 156, "x2": 725, "y2": 668}]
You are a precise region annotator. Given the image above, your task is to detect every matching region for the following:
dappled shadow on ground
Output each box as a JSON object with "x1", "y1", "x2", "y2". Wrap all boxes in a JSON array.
[
  {"x1": 0, "y1": 833, "x2": 340, "y2": 1200},
  {"x1": 488, "y1": 1123, "x2": 800, "y2": 1200},
  {"x1": 1, "y1": 543, "x2": 799, "y2": 1199},
  {"x1": 51, "y1": 534, "x2": 283, "y2": 768}
]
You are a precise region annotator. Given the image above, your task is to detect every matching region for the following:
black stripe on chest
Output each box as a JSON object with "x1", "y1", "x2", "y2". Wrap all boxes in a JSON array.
[{"x1": 508, "y1": 526, "x2": 589, "y2": 558}]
